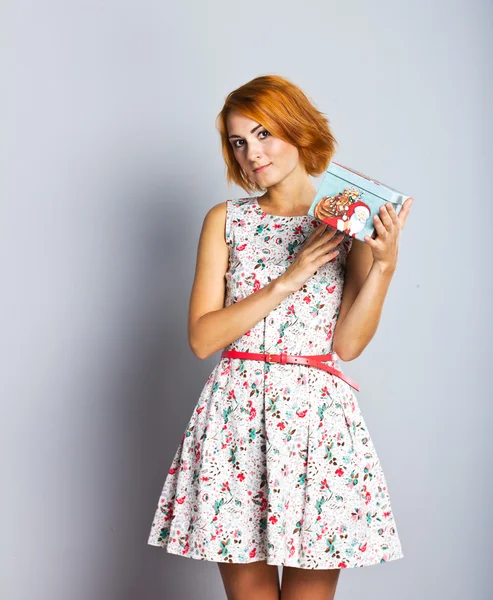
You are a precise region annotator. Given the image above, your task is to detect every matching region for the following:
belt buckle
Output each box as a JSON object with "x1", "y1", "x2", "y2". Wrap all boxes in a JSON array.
[{"x1": 264, "y1": 352, "x2": 287, "y2": 364}]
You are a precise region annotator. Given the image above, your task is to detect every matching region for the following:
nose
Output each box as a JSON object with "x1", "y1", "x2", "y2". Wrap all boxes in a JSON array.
[{"x1": 246, "y1": 139, "x2": 263, "y2": 163}]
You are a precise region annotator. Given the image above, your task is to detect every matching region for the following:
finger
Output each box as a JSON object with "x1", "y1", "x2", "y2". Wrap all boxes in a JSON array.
[
  {"x1": 317, "y1": 228, "x2": 344, "y2": 245},
  {"x1": 386, "y1": 204, "x2": 399, "y2": 227},
  {"x1": 378, "y1": 205, "x2": 393, "y2": 232},
  {"x1": 397, "y1": 198, "x2": 413, "y2": 228},
  {"x1": 311, "y1": 223, "x2": 340, "y2": 242},
  {"x1": 318, "y1": 223, "x2": 338, "y2": 236},
  {"x1": 364, "y1": 233, "x2": 377, "y2": 246},
  {"x1": 373, "y1": 213, "x2": 388, "y2": 238},
  {"x1": 311, "y1": 223, "x2": 329, "y2": 239},
  {"x1": 311, "y1": 229, "x2": 344, "y2": 253},
  {"x1": 304, "y1": 223, "x2": 327, "y2": 248},
  {"x1": 310, "y1": 233, "x2": 344, "y2": 262},
  {"x1": 316, "y1": 246, "x2": 341, "y2": 267}
]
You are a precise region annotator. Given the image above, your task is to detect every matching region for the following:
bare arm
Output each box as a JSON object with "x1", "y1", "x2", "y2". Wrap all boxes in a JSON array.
[
  {"x1": 332, "y1": 239, "x2": 393, "y2": 361},
  {"x1": 188, "y1": 202, "x2": 294, "y2": 359},
  {"x1": 332, "y1": 198, "x2": 414, "y2": 362}
]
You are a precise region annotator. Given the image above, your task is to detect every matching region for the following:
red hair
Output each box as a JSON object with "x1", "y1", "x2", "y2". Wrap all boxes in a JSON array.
[{"x1": 215, "y1": 74, "x2": 338, "y2": 193}]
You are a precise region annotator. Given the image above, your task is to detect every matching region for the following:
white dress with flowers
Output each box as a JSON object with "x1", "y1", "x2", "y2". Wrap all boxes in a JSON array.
[{"x1": 147, "y1": 196, "x2": 404, "y2": 569}]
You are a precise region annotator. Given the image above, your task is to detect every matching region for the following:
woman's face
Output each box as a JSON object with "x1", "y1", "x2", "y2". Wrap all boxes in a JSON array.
[{"x1": 226, "y1": 110, "x2": 301, "y2": 187}]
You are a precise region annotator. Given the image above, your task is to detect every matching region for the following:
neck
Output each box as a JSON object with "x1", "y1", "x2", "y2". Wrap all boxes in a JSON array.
[{"x1": 260, "y1": 170, "x2": 317, "y2": 215}]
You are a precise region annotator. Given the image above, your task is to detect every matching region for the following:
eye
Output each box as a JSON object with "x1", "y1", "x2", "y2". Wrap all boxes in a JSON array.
[{"x1": 232, "y1": 129, "x2": 271, "y2": 149}]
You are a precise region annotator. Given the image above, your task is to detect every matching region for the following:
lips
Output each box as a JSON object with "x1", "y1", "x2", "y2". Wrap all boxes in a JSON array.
[{"x1": 253, "y1": 163, "x2": 271, "y2": 173}]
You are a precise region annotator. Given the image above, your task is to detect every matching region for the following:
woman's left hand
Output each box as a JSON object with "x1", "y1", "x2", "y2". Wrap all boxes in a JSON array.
[{"x1": 364, "y1": 197, "x2": 414, "y2": 273}]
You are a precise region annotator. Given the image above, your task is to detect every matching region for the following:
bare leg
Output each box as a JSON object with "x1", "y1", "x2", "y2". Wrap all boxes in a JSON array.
[
  {"x1": 217, "y1": 559, "x2": 281, "y2": 600},
  {"x1": 280, "y1": 566, "x2": 341, "y2": 600}
]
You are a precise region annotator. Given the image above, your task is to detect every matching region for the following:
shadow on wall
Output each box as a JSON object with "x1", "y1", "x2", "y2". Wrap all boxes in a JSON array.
[{"x1": 85, "y1": 176, "x2": 225, "y2": 599}]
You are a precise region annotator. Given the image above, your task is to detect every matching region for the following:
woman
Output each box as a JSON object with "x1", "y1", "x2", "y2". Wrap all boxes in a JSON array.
[{"x1": 148, "y1": 74, "x2": 413, "y2": 600}]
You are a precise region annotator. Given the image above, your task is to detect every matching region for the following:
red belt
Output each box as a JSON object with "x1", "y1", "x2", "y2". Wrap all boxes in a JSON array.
[{"x1": 221, "y1": 349, "x2": 360, "y2": 392}]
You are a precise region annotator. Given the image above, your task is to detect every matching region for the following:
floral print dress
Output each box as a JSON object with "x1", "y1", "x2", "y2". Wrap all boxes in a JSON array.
[{"x1": 147, "y1": 196, "x2": 404, "y2": 569}]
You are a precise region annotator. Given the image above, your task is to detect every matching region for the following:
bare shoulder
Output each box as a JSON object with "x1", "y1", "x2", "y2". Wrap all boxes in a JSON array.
[
  {"x1": 204, "y1": 200, "x2": 227, "y2": 222},
  {"x1": 198, "y1": 201, "x2": 228, "y2": 246}
]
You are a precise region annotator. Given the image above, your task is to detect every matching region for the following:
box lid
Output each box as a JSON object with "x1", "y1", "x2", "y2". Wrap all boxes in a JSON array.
[{"x1": 328, "y1": 162, "x2": 407, "y2": 205}]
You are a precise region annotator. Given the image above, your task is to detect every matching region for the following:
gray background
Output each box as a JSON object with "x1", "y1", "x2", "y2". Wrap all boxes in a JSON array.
[{"x1": 2, "y1": 1, "x2": 491, "y2": 599}]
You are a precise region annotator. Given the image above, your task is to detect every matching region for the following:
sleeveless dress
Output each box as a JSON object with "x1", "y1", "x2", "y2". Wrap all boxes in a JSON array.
[{"x1": 147, "y1": 196, "x2": 404, "y2": 569}]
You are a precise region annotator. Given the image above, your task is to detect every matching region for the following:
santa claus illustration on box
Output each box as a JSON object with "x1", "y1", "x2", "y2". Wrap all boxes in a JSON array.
[
  {"x1": 341, "y1": 201, "x2": 371, "y2": 237},
  {"x1": 313, "y1": 188, "x2": 371, "y2": 238}
]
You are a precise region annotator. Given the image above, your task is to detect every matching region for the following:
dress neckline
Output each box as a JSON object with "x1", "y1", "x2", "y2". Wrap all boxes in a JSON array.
[{"x1": 252, "y1": 196, "x2": 310, "y2": 220}]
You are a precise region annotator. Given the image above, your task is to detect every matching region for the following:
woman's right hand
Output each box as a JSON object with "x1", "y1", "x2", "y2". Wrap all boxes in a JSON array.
[{"x1": 279, "y1": 224, "x2": 346, "y2": 293}]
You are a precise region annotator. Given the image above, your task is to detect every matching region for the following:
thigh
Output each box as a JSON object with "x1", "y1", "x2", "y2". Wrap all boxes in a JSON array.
[
  {"x1": 217, "y1": 559, "x2": 281, "y2": 600},
  {"x1": 280, "y1": 566, "x2": 341, "y2": 600}
]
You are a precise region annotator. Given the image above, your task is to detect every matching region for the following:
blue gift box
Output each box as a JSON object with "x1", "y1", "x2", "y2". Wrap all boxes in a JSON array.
[{"x1": 308, "y1": 162, "x2": 410, "y2": 242}]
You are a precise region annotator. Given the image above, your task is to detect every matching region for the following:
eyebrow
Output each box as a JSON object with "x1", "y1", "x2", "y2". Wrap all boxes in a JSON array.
[{"x1": 228, "y1": 124, "x2": 263, "y2": 140}]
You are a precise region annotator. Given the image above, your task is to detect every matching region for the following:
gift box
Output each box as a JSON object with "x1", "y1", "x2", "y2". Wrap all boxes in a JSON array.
[{"x1": 307, "y1": 161, "x2": 410, "y2": 242}]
